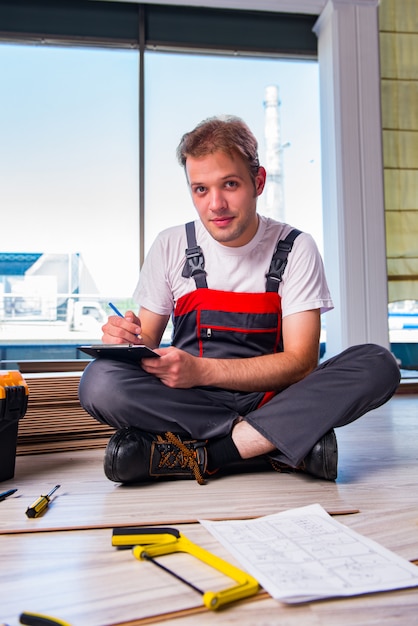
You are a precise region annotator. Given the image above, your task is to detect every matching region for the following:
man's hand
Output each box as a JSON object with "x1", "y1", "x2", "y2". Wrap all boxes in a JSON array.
[
  {"x1": 141, "y1": 346, "x2": 202, "y2": 388},
  {"x1": 141, "y1": 309, "x2": 321, "y2": 392},
  {"x1": 101, "y1": 310, "x2": 143, "y2": 345}
]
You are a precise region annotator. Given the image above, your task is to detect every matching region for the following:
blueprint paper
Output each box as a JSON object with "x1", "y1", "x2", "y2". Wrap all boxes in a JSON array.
[{"x1": 200, "y1": 503, "x2": 418, "y2": 603}]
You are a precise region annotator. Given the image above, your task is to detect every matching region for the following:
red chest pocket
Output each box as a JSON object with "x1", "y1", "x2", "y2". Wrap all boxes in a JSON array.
[{"x1": 173, "y1": 289, "x2": 282, "y2": 358}]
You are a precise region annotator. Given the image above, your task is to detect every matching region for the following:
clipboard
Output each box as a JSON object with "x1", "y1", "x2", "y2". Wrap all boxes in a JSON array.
[{"x1": 78, "y1": 344, "x2": 160, "y2": 362}]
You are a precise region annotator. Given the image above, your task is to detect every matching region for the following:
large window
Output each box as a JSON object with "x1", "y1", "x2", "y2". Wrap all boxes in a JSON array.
[
  {"x1": 0, "y1": 0, "x2": 322, "y2": 361},
  {"x1": 0, "y1": 2, "x2": 323, "y2": 366},
  {"x1": 0, "y1": 44, "x2": 140, "y2": 361},
  {"x1": 0, "y1": 46, "x2": 322, "y2": 361}
]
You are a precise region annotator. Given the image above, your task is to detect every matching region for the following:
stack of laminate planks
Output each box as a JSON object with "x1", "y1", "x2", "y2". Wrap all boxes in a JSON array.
[{"x1": 16, "y1": 372, "x2": 114, "y2": 455}]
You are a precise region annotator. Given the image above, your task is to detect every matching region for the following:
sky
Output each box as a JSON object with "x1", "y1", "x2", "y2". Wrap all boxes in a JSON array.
[
  {"x1": 144, "y1": 52, "x2": 323, "y2": 249},
  {"x1": 0, "y1": 43, "x2": 322, "y2": 298}
]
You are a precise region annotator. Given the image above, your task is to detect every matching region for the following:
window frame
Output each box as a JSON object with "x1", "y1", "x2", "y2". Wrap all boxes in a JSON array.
[
  {"x1": 0, "y1": 1, "x2": 321, "y2": 373},
  {"x1": 0, "y1": 0, "x2": 389, "y2": 374}
]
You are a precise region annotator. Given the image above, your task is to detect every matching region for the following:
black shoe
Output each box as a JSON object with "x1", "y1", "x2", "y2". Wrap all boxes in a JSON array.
[
  {"x1": 104, "y1": 427, "x2": 208, "y2": 485},
  {"x1": 271, "y1": 429, "x2": 338, "y2": 481},
  {"x1": 300, "y1": 429, "x2": 338, "y2": 480}
]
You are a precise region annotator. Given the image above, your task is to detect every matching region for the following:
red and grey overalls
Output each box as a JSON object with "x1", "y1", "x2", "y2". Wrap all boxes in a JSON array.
[
  {"x1": 172, "y1": 221, "x2": 301, "y2": 406},
  {"x1": 79, "y1": 221, "x2": 400, "y2": 466},
  {"x1": 173, "y1": 221, "x2": 301, "y2": 359}
]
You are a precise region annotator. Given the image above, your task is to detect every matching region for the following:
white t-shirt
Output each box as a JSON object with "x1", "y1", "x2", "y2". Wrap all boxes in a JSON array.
[{"x1": 133, "y1": 215, "x2": 334, "y2": 319}]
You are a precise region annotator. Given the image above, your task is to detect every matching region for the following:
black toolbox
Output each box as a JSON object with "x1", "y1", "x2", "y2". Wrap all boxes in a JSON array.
[{"x1": 0, "y1": 371, "x2": 29, "y2": 481}]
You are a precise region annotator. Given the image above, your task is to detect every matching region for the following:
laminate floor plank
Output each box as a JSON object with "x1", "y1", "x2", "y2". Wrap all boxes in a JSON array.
[{"x1": 1, "y1": 395, "x2": 417, "y2": 625}]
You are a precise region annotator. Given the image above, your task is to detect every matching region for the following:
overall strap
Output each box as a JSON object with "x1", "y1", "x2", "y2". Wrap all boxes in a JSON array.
[
  {"x1": 266, "y1": 228, "x2": 302, "y2": 293},
  {"x1": 181, "y1": 221, "x2": 208, "y2": 289}
]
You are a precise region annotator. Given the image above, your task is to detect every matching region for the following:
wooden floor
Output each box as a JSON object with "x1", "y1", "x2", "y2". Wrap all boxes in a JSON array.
[{"x1": 1, "y1": 392, "x2": 418, "y2": 626}]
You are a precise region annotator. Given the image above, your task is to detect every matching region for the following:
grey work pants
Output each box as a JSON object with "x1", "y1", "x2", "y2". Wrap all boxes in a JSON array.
[{"x1": 78, "y1": 343, "x2": 400, "y2": 467}]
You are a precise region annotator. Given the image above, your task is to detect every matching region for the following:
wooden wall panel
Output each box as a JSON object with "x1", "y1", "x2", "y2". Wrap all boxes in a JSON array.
[
  {"x1": 380, "y1": 33, "x2": 418, "y2": 80},
  {"x1": 381, "y1": 80, "x2": 418, "y2": 129},
  {"x1": 379, "y1": 0, "x2": 418, "y2": 34},
  {"x1": 384, "y1": 170, "x2": 418, "y2": 211},
  {"x1": 386, "y1": 211, "x2": 418, "y2": 257},
  {"x1": 380, "y1": 0, "x2": 418, "y2": 302},
  {"x1": 382, "y1": 130, "x2": 418, "y2": 169}
]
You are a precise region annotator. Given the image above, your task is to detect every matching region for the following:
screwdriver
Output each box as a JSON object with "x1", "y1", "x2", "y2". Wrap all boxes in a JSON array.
[
  {"x1": 25, "y1": 485, "x2": 61, "y2": 518},
  {"x1": 20, "y1": 612, "x2": 72, "y2": 626}
]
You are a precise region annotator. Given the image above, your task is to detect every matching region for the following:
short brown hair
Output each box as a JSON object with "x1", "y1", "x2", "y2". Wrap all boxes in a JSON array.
[{"x1": 176, "y1": 115, "x2": 260, "y2": 184}]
